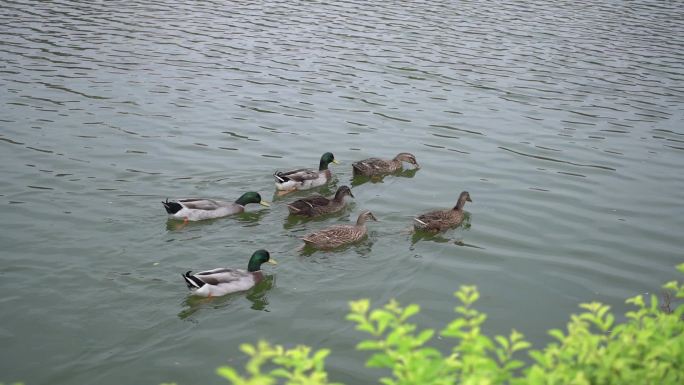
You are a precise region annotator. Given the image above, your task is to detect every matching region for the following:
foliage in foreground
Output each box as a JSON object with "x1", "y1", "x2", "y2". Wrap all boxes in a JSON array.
[{"x1": 210, "y1": 263, "x2": 684, "y2": 385}]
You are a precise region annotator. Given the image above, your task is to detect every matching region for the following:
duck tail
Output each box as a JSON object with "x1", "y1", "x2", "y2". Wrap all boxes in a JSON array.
[
  {"x1": 351, "y1": 162, "x2": 363, "y2": 173},
  {"x1": 182, "y1": 271, "x2": 204, "y2": 289},
  {"x1": 286, "y1": 204, "x2": 301, "y2": 214},
  {"x1": 413, "y1": 217, "x2": 427, "y2": 229},
  {"x1": 162, "y1": 199, "x2": 183, "y2": 214},
  {"x1": 273, "y1": 171, "x2": 288, "y2": 183}
]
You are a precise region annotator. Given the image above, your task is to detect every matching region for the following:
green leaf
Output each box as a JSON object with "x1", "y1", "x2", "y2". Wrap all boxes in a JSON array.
[
  {"x1": 367, "y1": 353, "x2": 394, "y2": 368},
  {"x1": 512, "y1": 341, "x2": 531, "y2": 352},
  {"x1": 349, "y1": 299, "x2": 370, "y2": 314},
  {"x1": 216, "y1": 366, "x2": 241, "y2": 382},
  {"x1": 548, "y1": 329, "x2": 565, "y2": 341},
  {"x1": 240, "y1": 343, "x2": 256, "y2": 356},
  {"x1": 313, "y1": 349, "x2": 331, "y2": 364},
  {"x1": 495, "y1": 335, "x2": 510, "y2": 350},
  {"x1": 416, "y1": 329, "x2": 435, "y2": 345},
  {"x1": 676, "y1": 263, "x2": 684, "y2": 274},
  {"x1": 626, "y1": 295, "x2": 645, "y2": 308},
  {"x1": 356, "y1": 340, "x2": 383, "y2": 351},
  {"x1": 401, "y1": 304, "x2": 420, "y2": 321},
  {"x1": 269, "y1": 368, "x2": 291, "y2": 379}
]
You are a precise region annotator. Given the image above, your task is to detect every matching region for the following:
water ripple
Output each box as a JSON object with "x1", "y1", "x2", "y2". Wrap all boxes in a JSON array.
[{"x1": 1, "y1": 1, "x2": 683, "y2": 384}]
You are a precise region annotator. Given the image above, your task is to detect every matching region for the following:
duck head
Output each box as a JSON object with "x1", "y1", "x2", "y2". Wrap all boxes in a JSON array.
[
  {"x1": 454, "y1": 191, "x2": 472, "y2": 210},
  {"x1": 247, "y1": 249, "x2": 278, "y2": 272},
  {"x1": 394, "y1": 152, "x2": 419, "y2": 168},
  {"x1": 236, "y1": 192, "x2": 270, "y2": 207},
  {"x1": 356, "y1": 210, "x2": 378, "y2": 225},
  {"x1": 334, "y1": 185, "x2": 355, "y2": 200},
  {"x1": 319, "y1": 152, "x2": 340, "y2": 170}
]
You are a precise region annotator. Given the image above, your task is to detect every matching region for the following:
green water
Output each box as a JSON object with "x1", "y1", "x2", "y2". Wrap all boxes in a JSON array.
[{"x1": 1, "y1": 1, "x2": 683, "y2": 384}]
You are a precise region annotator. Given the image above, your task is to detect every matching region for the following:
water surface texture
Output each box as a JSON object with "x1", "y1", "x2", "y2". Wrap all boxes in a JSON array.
[{"x1": 1, "y1": 1, "x2": 683, "y2": 384}]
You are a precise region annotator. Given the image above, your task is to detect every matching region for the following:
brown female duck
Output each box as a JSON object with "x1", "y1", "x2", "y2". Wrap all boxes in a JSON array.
[
  {"x1": 414, "y1": 191, "x2": 472, "y2": 232},
  {"x1": 287, "y1": 186, "x2": 354, "y2": 217},
  {"x1": 301, "y1": 210, "x2": 377, "y2": 249},
  {"x1": 352, "y1": 152, "x2": 419, "y2": 176}
]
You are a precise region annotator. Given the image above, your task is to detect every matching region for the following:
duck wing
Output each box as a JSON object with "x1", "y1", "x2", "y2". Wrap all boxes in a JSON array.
[
  {"x1": 275, "y1": 168, "x2": 320, "y2": 183},
  {"x1": 414, "y1": 209, "x2": 461, "y2": 231},
  {"x1": 183, "y1": 268, "x2": 248, "y2": 288},
  {"x1": 288, "y1": 194, "x2": 330, "y2": 215},
  {"x1": 352, "y1": 158, "x2": 388, "y2": 174},
  {"x1": 295, "y1": 194, "x2": 331, "y2": 207},
  {"x1": 302, "y1": 225, "x2": 361, "y2": 246},
  {"x1": 416, "y1": 209, "x2": 452, "y2": 222},
  {"x1": 176, "y1": 198, "x2": 225, "y2": 211}
]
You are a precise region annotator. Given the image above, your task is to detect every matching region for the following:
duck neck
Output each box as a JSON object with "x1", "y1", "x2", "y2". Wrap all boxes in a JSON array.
[
  {"x1": 319, "y1": 159, "x2": 330, "y2": 171},
  {"x1": 454, "y1": 195, "x2": 468, "y2": 211},
  {"x1": 251, "y1": 270, "x2": 264, "y2": 282},
  {"x1": 247, "y1": 259, "x2": 262, "y2": 272},
  {"x1": 235, "y1": 196, "x2": 251, "y2": 206},
  {"x1": 356, "y1": 215, "x2": 368, "y2": 226},
  {"x1": 333, "y1": 189, "x2": 347, "y2": 202},
  {"x1": 390, "y1": 158, "x2": 402, "y2": 169}
]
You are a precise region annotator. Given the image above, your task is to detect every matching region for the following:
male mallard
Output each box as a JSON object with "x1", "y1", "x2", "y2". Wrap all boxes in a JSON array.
[
  {"x1": 301, "y1": 210, "x2": 377, "y2": 249},
  {"x1": 273, "y1": 152, "x2": 339, "y2": 193},
  {"x1": 414, "y1": 191, "x2": 472, "y2": 232},
  {"x1": 352, "y1": 152, "x2": 419, "y2": 176},
  {"x1": 182, "y1": 249, "x2": 277, "y2": 297},
  {"x1": 287, "y1": 185, "x2": 354, "y2": 217},
  {"x1": 162, "y1": 191, "x2": 269, "y2": 222}
]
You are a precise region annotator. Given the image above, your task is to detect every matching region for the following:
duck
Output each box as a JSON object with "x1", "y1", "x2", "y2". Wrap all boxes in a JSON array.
[
  {"x1": 182, "y1": 249, "x2": 277, "y2": 297},
  {"x1": 352, "y1": 152, "x2": 419, "y2": 176},
  {"x1": 273, "y1": 152, "x2": 339, "y2": 194},
  {"x1": 301, "y1": 210, "x2": 377, "y2": 249},
  {"x1": 162, "y1": 191, "x2": 269, "y2": 222},
  {"x1": 287, "y1": 185, "x2": 354, "y2": 217},
  {"x1": 414, "y1": 191, "x2": 472, "y2": 232}
]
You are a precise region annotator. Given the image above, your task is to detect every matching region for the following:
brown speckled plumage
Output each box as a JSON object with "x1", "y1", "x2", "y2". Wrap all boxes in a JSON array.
[
  {"x1": 302, "y1": 210, "x2": 377, "y2": 249},
  {"x1": 287, "y1": 186, "x2": 354, "y2": 217},
  {"x1": 414, "y1": 191, "x2": 472, "y2": 232},
  {"x1": 352, "y1": 152, "x2": 419, "y2": 176}
]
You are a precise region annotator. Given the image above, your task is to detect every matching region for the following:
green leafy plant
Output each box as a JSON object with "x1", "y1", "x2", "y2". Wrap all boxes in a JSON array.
[
  {"x1": 522, "y1": 263, "x2": 684, "y2": 385},
  {"x1": 347, "y1": 285, "x2": 530, "y2": 385},
  {"x1": 8, "y1": 266, "x2": 670, "y2": 385},
  {"x1": 214, "y1": 340, "x2": 340, "y2": 385},
  {"x1": 176, "y1": 263, "x2": 684, "y2": 385}
]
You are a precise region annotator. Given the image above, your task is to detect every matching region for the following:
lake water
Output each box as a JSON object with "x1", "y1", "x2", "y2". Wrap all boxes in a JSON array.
[{"x1": 1, "y1": 1, "x2": 683, "y2": 384}]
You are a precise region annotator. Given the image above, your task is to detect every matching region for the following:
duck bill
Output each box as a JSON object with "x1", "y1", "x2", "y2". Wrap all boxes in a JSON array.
[
  {"x1": 260, "y1": 200, "x2": 271, "y2": 207},
  {"x1": 332, "y1": 159, "x2": 340, "y2": 164},
  {"x1": 467, "y1": 197, "x2": 472, "y2": 202},
  {"x1": 266, "y1": 259, "x2": 278, "y2": 265}
]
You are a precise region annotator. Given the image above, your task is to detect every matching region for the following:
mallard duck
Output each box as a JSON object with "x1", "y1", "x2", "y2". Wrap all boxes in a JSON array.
[
  {"x1": 274, "y1": 152, "x2": 339, "y2": 193},
  {"x1": 414, "y1": 191, "x2": 472, "y2": 232},
  {"x1": 287, "y1": 185, "x2": 354, "y2": 217},
  {"x1": 301, "y1": 210, "x2": 377, "y2": 249},
  {"x1": 162, "y1": 191, "x2": 269, "y2": 222},
  {"x1": 182, "y1": 249, "x2": 277, "y2": 297},
  {"x1": 352, "y1": 152, "x2": 419, "y2": 176}
]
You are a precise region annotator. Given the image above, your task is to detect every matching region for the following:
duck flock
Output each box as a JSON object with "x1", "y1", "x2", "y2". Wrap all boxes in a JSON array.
[{"x1": 165, "y1": 152, "x2": 472, "y2": 298}]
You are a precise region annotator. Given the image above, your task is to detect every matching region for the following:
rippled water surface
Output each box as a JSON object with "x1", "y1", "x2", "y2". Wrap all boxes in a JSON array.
[{"x1": 2, "y1": 1, "x2": 683, "y2": 384}]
